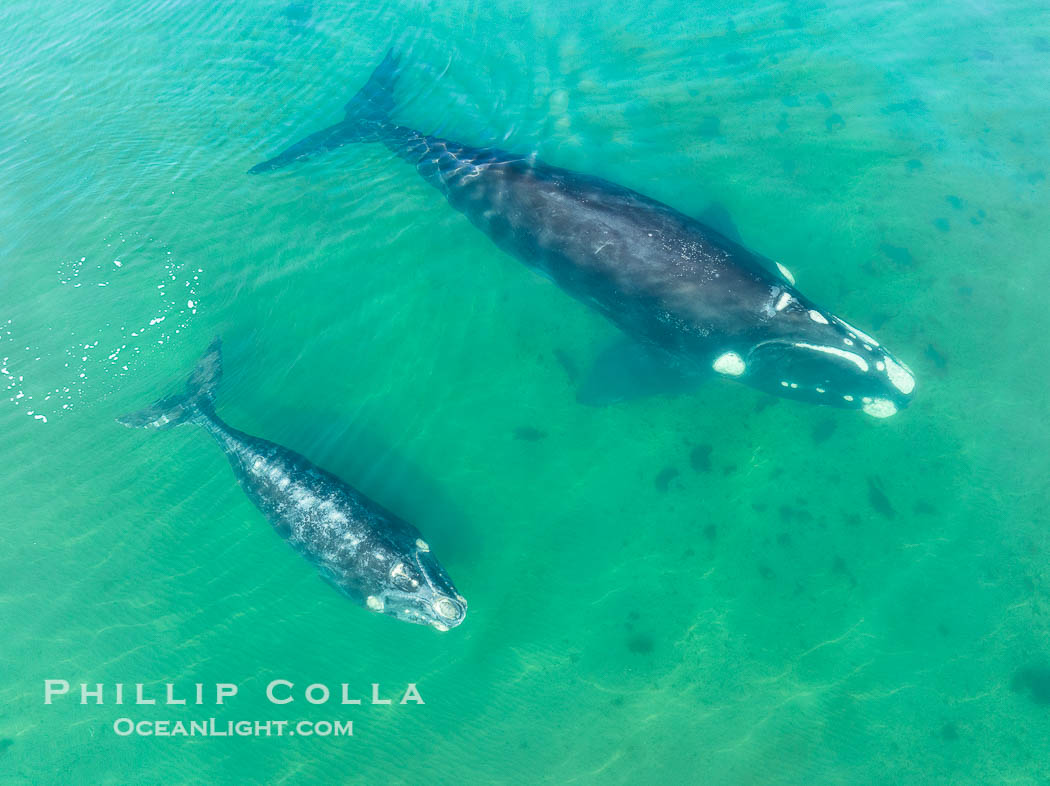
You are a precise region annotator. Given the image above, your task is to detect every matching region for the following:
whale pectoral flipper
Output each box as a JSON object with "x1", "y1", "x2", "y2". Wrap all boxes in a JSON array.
[
  {"x1": 575, "y1": 337, "x2": 704, "y2": 407},
  {"x1": 697, "y1": 202, "x2": 744, "y2": 245},
  {"x1": 117, "y1": 338, "x2": 222, "y2": 429},
  {"x1": 249, "y1": 48, "x2": 402, "y2": 174}
]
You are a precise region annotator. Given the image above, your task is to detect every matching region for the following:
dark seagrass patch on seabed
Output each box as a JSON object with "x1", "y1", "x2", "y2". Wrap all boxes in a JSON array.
[
  {"x1": 627, "y1": 633, "x2": 654, "y2": 654},
  {"x1": 654, "y1": 466, "x2": 679, "y2": 492},
  {"x1": 925, "y1": 343, "x2": 948, "y2": 370},
  {"x1": 881, "y1": 243, "x2": 915, "y2": 267},
  {"x1": 1012, "y1": 665, "x2": 1050, "y2": 706},
  {"x1": 689, "y1": 443, "x2": 712, "y2": 472},
  {"x1": 867, "y1": 476, "x2": 896, "y2": 519}
]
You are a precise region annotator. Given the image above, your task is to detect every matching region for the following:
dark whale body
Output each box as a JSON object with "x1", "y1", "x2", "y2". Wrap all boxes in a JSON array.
[
  {"x1": 119, "y1": 339, "x2": 466, "y2": 630},
  {"x1": 252, "y1": 52, "x2": 916, "y2": 417}
]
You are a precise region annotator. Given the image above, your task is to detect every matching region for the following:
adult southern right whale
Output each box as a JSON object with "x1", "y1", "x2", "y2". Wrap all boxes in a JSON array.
[{"x1": 251, "y1": 51, "x2": 916, "y2": 417}]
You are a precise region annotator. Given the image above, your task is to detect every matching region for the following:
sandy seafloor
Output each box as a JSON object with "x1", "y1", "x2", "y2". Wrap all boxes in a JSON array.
[{"x1": 2, "y1": 0, "x2": 1049, "y2": 783}]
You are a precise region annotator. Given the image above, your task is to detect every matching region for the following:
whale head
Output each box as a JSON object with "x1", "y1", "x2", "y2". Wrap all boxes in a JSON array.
[
  {"x1": 359, "y1": 539, "x2": 467, "y2": 631},
  {"x1": 711, "y1": 288, "x2": 916, "y2": 417}
]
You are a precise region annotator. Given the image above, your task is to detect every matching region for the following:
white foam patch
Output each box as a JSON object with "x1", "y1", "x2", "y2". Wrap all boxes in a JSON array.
[
  {"x1": 792, "y1": 342, "x2": 869, "y2": 372},
  {"x1": 12, "y1": 236, "x2": 208, "y2": 422},
  {"x1": 775, "y1": 262, "x2": 795, "y2": 285},
  {"x1": 808, "y1": 310, "x2": 829, "y2": 324},
  {"x1": 862, "y1": 398, "x2": 898, "y2": 418},
  {"x1": 883, "y1": 356, "x2": 915, "y2": 395},
  {"x1": 713, "y1": 351, "x2": 746, "y2": 376}
]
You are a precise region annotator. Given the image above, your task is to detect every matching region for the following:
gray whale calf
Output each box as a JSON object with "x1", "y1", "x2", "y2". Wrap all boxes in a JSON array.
[
  {"x1": 119, "y1": 339, "x2": 466, "y2": 631},
  {"x1": 251, "y1": 52, "x2": 916, "y2": 417}
]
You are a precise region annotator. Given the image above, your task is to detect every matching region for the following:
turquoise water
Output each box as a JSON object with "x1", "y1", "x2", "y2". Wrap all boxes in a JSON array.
[{"x1": 3, "y1": 0, "x2": 1050, "y2": 782}]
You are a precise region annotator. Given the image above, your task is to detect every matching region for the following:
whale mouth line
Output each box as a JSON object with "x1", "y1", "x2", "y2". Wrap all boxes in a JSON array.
[
  {"x1": 743, "y1": 337, "x2": 913, "y2": 417},
  {"x1": 411, "y1": 549, "x2": 466, "y2": 628},
  {"x1": 413, "y1": 549, "x2": 441, "y2": 591},
  {"x1": 745, "y1": 338, "x2": 792, "y2": 358}
]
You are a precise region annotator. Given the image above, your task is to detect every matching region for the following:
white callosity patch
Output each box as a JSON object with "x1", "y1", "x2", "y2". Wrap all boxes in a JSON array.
[
  {"x1": 391, "y1": 561, "x2": 419, "y2": 588},
  {"x1": 434, "y1": 598, "x2": 460, "y2": 620},
  {"x1": 775, "y1": 292, "x2": 793, "y2": 311},
  {"x1": 760, "y1": 289, "x2": 780, "y2": 318},
  {"x1": 775, "y1": 262, "x2": 795, "y2": 285},
  {"x1": 792, "y1": 342, "x2": 869, "y2": 372},
  {"x1": 366, "y1": 595, "x2": 384, "y2": 612},
  {"x1": 415, "y1": 538, "x2": 430, "y2": 552},
  {"x1": 808, "y1": 310, "x2": 829, "y2": 324},
  {"x1": 712, "y1": 351, "x2": 746, "y2": 376},
  {"x1": 833, "y1": 316, "x2": 879, "y2": 347},
  {"x1": 862, "y1": 398, "x2": 898, "y2": 418},
  {"x1": 883, "y1": 355, "x2": 915, "y2": 395}
]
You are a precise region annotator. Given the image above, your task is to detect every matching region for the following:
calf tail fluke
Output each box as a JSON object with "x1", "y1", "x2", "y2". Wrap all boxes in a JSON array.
[
  {"x1": 249, "y1": 49, "x2": 402, "y2": 174},
  {"x1": 118, "y1": 338, "x2": 222, "y2": 430}
]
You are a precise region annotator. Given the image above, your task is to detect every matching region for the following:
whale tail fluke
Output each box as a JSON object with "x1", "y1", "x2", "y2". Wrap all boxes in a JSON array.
[
  {"x1": 118, "y1": 338, "x2": 222, "y2": 430},
  {"x1": 343, "y1": 48, "x2": 400, "y2": 124},
  {"x1": 248, "y1": 49, "x2": 401, "y2": 174}
]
